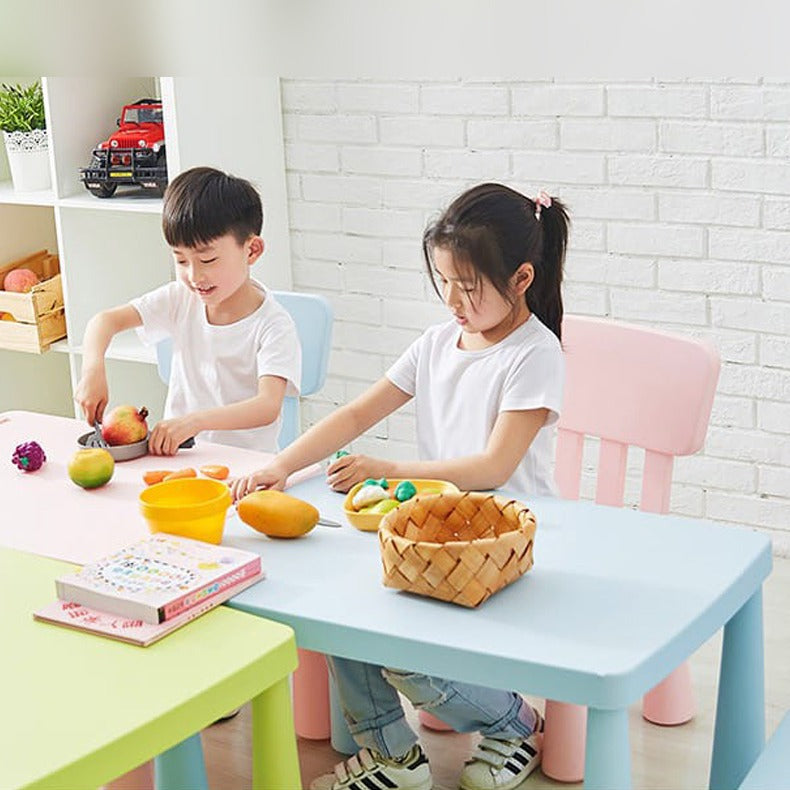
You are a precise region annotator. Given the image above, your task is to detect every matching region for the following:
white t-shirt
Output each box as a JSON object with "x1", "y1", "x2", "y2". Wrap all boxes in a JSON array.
[
  {"x1": 386, "y1": 314, "x2": 564, "y2": 497},
  {"x1": 130, "y1": 279, "x2": 301, "y2": 452}
]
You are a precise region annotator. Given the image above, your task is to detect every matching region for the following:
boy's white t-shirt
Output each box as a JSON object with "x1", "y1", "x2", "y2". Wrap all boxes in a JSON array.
[
  {"x1": 386, "y1": 314, "x2": 564, "y2": 497},
  {"x1": 130, "y1": 279, "x2": 301, "y2": 452}
]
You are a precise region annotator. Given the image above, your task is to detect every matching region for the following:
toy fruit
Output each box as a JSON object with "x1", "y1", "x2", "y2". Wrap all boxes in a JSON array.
[
  {"x1": 364, "y1": 499, "x2": 399, "y2": 515},
  {"x1": 68, "y1": 448, "x2": 114, "y2": 489},
  {"x1": 394, "y1": 480, "x2": 418, "y2": 502},
  {"x1": 163, "y1": 468, "x2": 197, "y2": 481},
  {"x1": 101, "y1": 405, "x2": 149, "y2": 445},
  {"x1": 0, "y1": 312, "x2": 15, "y2": 321},
  {"x1": 3, "y1": 268, "x2": 40, "y2": 292},
  {"x1": 143, "y1": 469, "x2": 172, "y2": 485},
  {"x1": 11, "y1": 441, "x2": 46, "y2": 472},
  {"x1": 237, "y1": 490, "x2": 319, "y2": 539},
  {"x1": 352, "y1": 484, "x2": 389, "y2": 510},
  {"x1": 200, "y1": 464, "x2": 230, "y2": 480}
]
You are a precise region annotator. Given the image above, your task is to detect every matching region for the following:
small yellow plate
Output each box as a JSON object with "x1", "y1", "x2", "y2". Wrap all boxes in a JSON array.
[{"x1": 343, "y1": 478, "x2": 460, "y2": 532}]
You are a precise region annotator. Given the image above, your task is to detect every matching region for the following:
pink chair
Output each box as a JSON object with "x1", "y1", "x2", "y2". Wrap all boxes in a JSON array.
[{"x1": 541, "y1": 314, "x2": 720, "y2": 782}]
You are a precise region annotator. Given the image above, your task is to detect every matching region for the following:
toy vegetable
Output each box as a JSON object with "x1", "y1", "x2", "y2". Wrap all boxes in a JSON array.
[{"x1": 12, "y1": 441, "x2": 46, "y2": 472}]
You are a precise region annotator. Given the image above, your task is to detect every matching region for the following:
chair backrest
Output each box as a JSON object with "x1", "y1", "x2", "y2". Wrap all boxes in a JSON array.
[
  {"x1": 156, "y1": 290, "x2": 333, "y2": 448},
  {"x1": 556, "y1": 315, "x2": 720, "y2": 514}
]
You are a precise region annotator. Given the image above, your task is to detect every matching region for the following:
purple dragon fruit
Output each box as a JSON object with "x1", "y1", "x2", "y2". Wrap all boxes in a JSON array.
[{"x1": 12, "y1": 441, "x2": 46, "y2": 472}]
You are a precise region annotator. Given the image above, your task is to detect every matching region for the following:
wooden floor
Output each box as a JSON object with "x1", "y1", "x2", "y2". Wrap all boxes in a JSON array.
[{"x1": 196, "y1": 555, "x2": 790, "y2": 790}]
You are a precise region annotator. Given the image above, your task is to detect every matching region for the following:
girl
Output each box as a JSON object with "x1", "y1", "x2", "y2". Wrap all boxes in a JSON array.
[{"x1": 232, "y1": 183, "x2": 569, "y2": 790}]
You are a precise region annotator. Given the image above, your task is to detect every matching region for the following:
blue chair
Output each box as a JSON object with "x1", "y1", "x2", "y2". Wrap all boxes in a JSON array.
[
  {"x1": 156, "y1": 290, "x2": 333, "y2": 448},
  {"x1": 738, "y1": 712, "x2": 790, "y2": 790}
]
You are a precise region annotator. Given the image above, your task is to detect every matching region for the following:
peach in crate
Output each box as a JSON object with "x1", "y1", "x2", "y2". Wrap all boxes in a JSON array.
[
  {"x1": 378, "y1": 491, "x2": 537, "y2": 607},
  {"x1": 0, "y1": 249, "x2": 66, "y2": 353}
]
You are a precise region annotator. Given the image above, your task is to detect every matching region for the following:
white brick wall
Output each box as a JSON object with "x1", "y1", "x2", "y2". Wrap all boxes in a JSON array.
[{"x1": 282, "y1": 79, "x2": 790, "y2": 555}]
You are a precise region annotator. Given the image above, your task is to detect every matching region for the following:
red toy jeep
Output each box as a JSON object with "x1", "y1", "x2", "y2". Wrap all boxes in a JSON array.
[{"x1": 79, "y1": 98, "x2": 168, "y2": 198}]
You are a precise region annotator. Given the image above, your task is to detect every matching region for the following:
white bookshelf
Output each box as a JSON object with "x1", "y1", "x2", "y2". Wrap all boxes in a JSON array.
[{"x1": 0, "y1": 76, "x2": 292, "y2": 421}]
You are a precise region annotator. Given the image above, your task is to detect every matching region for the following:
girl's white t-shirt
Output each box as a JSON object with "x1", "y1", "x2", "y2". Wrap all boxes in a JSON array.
[
  {"x1": 386, "y1": 314, "x2": 564, "y2": 497},
  {"x1": 130, "y1": 279, "x2": 301, "y2": 452}
]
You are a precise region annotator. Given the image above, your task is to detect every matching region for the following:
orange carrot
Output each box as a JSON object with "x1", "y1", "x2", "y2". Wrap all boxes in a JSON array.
[
  {"x1": 143, "y1": 470, "x2": 172, "y2": 486},
  {"x1": 200, "y1": 464, "x2": 230, "y2": 480},
  {"x1": 162, "y1": 468, "x2": 197, "y2": 481}
]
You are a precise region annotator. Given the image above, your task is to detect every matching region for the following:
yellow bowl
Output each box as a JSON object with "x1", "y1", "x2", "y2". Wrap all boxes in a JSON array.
[
  {"x1": 139, "y1": 478, "x2": 232, "y2": 545},
  {"x1": 343, "y1": 478, "x2": 460, "y2": 532}
]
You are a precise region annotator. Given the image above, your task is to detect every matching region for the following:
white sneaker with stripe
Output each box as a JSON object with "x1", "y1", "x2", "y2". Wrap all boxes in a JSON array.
[
  {"x1": 459, "y1": 708, "x2": 544, "y2": 790},
  {"x1": 309, "y1": 744, "x2": 432, "y2": 790}
]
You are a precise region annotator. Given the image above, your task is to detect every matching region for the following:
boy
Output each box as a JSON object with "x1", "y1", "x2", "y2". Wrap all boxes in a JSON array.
[{"x1": 75, "y1": 166, "x2": 301, "y2": 454}]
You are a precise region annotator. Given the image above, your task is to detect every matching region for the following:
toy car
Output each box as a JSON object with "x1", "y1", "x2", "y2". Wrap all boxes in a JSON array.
[{"x1": 79, "y1": 98, "x2": 168, "y2": 198}]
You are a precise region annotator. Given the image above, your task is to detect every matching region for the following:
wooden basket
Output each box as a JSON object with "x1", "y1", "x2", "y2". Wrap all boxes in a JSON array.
[
  {"x1": 0, "y1": 249, "x2": 66, "y2": 353},
  {"x1": 378, "y1": 491, "x2": 537, "y2": 608}
]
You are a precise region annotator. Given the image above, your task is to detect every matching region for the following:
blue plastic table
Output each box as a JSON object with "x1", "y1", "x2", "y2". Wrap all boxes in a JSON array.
[{"x1": 223, "y1": 475, "x2": 772, "y2": 790}]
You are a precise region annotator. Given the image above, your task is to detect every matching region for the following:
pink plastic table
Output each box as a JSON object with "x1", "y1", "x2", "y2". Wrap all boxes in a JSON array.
[{"x1": 0, "y1": 409, "x2": 316, "y2": 564}]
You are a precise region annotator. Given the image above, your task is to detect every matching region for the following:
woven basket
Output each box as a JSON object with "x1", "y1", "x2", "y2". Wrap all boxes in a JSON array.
[{"x1": 378, "y1": 491, "x2": 537, "y2": 608}]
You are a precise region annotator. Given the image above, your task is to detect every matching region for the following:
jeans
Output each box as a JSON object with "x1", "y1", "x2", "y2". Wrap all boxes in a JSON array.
[{"x1": 328, "y1": 656, "x2": 538, "y2": 759}]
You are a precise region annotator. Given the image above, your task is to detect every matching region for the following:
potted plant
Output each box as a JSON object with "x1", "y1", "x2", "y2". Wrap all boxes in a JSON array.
[{"x1": 0, "y1": 81, "x2": 51, "y2": 192}]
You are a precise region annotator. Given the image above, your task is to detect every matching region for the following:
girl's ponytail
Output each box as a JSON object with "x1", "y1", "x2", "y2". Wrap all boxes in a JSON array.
[{"x1": 527, "y1": 196, "x2": 569, "y2": 342}]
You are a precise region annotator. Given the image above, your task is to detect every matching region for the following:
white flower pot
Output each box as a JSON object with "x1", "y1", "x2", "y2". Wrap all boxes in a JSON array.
[{"x1": 3, "y1": 129, "x2": 52, "y2": 192}]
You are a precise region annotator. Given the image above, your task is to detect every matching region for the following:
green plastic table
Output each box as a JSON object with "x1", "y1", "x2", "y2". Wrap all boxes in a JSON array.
[{"x1": 0, "y1": 548, "x2": 301, "y2": 790}]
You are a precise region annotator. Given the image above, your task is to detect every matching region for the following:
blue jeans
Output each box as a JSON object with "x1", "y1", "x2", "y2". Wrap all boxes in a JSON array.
[{"x1": 328, "y1": 656, "x2": 538, "y2": 759}]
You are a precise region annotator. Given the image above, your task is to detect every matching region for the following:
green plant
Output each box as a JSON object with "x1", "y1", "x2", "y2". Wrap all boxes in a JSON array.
[{"x1": 0, "y1": 82, "x2": 46, "y2": 133}]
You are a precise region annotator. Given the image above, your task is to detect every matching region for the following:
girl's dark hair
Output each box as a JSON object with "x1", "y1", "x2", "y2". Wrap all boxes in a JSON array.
[
  {"x1": 162, "y1": 166, "x2": 263, "y2": 248},
  {"x1": 422, "y1": 183, "x2": 569, "y2": 341}
]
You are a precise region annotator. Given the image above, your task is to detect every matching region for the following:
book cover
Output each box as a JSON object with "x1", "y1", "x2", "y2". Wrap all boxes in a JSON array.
[
  {"x1": 54, "y1": 534, "x2": 262, "y2": 625},
  {"x1": 35, "y1": 571, "x2": 264, "y2": 646}
]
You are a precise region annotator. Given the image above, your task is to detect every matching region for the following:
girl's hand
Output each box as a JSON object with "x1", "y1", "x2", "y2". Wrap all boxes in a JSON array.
[
  {"x1": 148, "y1": 416, "x2": 198, "y2": 456},
  {"x1": 325, "y1": 454, "x2": 390, "y2": 493},
  {"x1": 74, "y1": 366, "x2": 109, "y2": 426},
  {"x1": 230, "y1": 461, "x2": 289, "y2": 502}
]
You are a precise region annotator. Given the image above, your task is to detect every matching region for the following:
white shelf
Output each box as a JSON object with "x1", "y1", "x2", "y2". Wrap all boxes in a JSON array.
[
  {"x1": 58, "y1": 191, "x2": 163, "y2": 214},
  {"x1": 56, "y1": 334, "x2": 157, "y2": 365},
  {"x1": 0, "y1": 180, "x2": 56, "y2": 207}
]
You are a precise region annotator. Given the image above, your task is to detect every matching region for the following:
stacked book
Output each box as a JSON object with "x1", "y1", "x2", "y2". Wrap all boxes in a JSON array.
[{"x1": 34, "y1": 534, "x2": 263, "y2": 646}]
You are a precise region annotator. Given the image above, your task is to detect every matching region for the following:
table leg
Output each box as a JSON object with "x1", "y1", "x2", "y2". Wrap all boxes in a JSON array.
[
  {"x1": 252, "y1": 677, "x2": 302, "y2": 790},
  {"x1": 710, "y1": 587, "x2": 765, "y2": 790},
  {"x1": 584, "y1": 707, "x2": 631, "y2": 790},
  {"x1": 153, "y1": 734, "x2": 207, "y2": 790}
]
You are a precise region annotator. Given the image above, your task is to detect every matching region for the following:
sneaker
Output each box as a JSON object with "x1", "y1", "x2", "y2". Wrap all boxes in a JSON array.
[
  {"x1": 459, "y1": 708, "x2": 544, "y2": 790},
  {"x1": 309, "y1": 744, "x2": 432, "y2": 790}
]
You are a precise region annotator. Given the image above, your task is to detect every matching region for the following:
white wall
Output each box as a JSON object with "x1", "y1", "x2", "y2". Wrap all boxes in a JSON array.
[{"x1": 282, "y1": 78, "x2": 790, "y2": 554}]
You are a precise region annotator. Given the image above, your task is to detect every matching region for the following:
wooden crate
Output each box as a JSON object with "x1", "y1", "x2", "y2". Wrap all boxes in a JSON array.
[{"x1": 0, "y1": 250, "x2": 67, "y2": 353}]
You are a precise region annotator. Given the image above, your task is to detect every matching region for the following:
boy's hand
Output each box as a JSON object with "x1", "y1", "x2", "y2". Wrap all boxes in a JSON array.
[
  {"x1": 148, "y1": 416, "x2": 198, "y2": 456},
  {"x1": 74, "y1": 366, "x2": 109, "y2": 425},
  {"x1": 230, "y1": 461, "x2": 289, "y2": 502},
  {"x1": 325, "y1": 454, "x2": 390, "y2": 493}
]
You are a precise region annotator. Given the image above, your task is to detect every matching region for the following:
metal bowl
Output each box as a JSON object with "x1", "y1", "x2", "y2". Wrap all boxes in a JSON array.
[{"x1": 76, "y1": 432, "x2": 150, "y2": 462}]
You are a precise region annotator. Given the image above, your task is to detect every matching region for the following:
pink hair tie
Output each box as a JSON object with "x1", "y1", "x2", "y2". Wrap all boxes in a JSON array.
[{"x1": 534, "y1": 190, "x2": 552, "y2": 220}]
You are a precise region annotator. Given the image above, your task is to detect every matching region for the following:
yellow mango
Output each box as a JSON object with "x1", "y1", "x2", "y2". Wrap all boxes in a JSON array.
[{"x1": 237, "y1": 490, "x2": 320, "y2": 538}]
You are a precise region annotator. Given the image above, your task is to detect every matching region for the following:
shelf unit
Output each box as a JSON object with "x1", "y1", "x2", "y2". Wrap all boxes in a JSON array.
[{"x1": 0, "y1": 76, "x2": 292, "y2": 422}]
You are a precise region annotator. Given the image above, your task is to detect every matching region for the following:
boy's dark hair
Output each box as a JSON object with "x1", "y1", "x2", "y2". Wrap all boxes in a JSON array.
[
  {"x1": 423, "y1": 183, "x2": 570, "y2": 341},
  {"x1": 162, "y1": 167, "x2": 263, "y2": 248}
]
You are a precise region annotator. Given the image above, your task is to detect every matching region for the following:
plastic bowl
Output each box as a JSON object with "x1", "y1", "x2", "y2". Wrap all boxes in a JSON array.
[
  {"x1": 343, "y1": 478, "x2": 460, "y2": 532},
  {"x1": 139, "y1": 478, "x2": 232, "y2": 544}
]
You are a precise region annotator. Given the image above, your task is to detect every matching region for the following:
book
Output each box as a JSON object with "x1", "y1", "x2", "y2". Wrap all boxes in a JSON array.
[
  {"x1": 54, "y1": 534, "x2": 262, "y2": 625},
  {"x1": 35, "y1": 570, "x2": 263, "y2": 646}
]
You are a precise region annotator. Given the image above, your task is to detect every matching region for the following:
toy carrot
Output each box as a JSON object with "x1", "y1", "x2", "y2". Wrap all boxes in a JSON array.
[
  {"x1": 200, "y1": 464, "x2": 230, "y2": 480},
  {"x1": 143, "y1": 470, "x2": 172, "y2": 486},
  {"x1": 162, "y1": 468, "x2": 197, "y2": 481}
]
